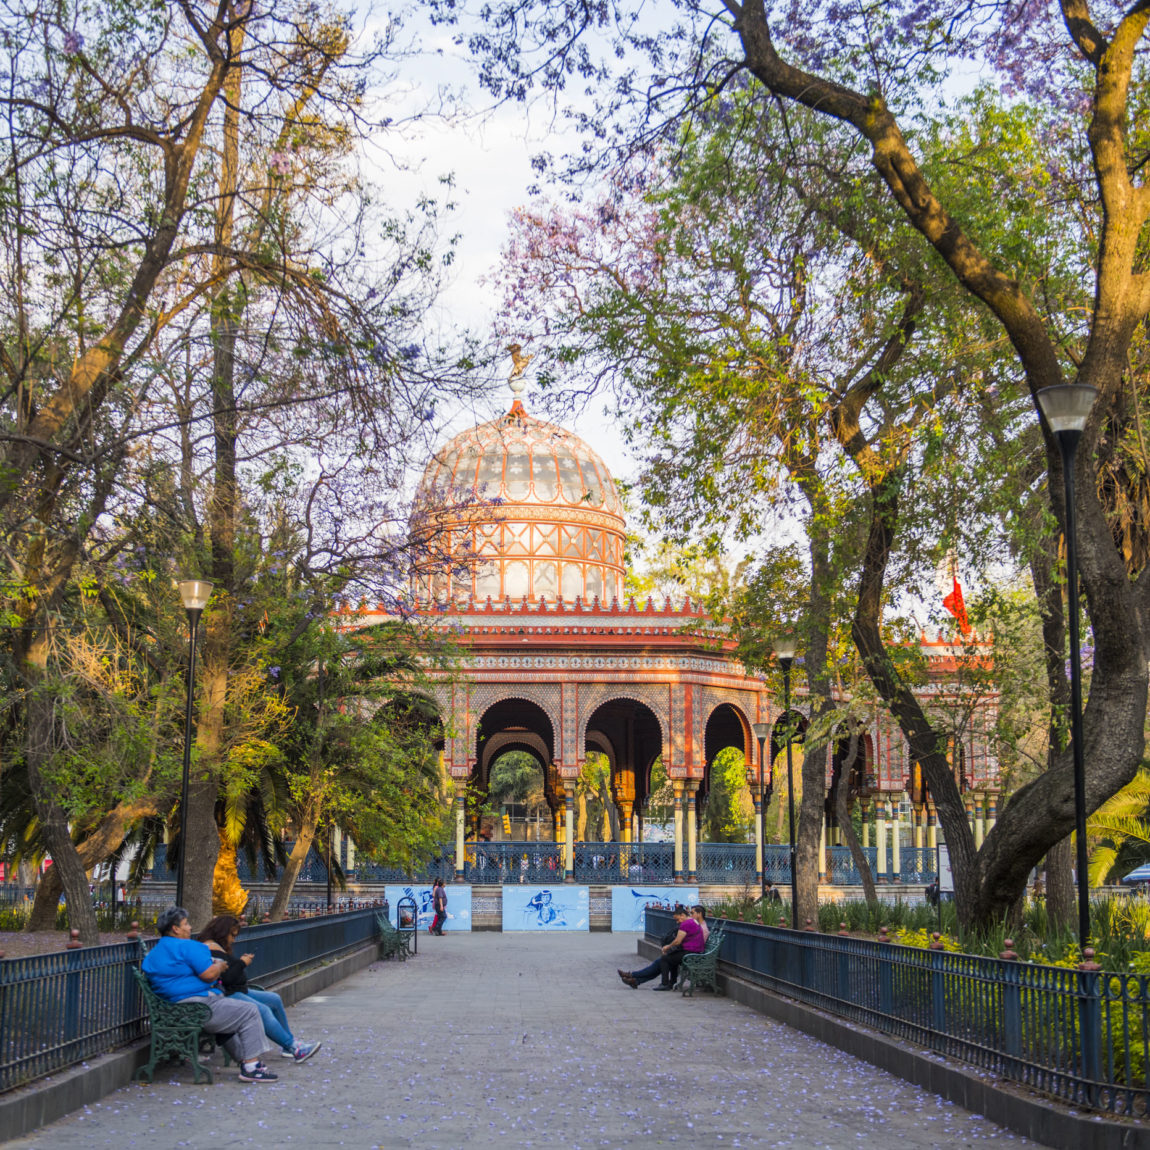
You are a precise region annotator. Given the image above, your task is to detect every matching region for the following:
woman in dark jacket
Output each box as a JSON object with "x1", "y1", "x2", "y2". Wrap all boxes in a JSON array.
[{"x1": 197, "y1": 916, "x2": 321, "y2": 1063}]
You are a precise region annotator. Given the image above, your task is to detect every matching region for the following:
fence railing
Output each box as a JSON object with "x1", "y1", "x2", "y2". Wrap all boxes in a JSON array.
[
  {"x1": 141, "y1": 841, "x2": 940, "y2": 888},
  {"x1": 646, "y1": 908, "x2": 1147, "y2": 1116},
  {"x1": 0, "y1": 908, "x2": 380, "y2": 1095}
]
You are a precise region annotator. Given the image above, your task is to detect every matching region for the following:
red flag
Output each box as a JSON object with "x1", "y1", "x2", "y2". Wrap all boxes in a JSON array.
[{"x1": 943, "y1": 576, "x2": 971, "y2": 636}]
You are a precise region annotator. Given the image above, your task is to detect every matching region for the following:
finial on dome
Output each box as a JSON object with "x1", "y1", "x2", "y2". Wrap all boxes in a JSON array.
[{"x1": 507, "y1": 342, "x2": 533, "y2": 414}]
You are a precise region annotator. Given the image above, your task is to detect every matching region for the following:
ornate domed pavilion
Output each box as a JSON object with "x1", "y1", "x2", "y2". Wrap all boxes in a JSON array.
[{"x1": 342, "y1": 382, "x2": 1002, "y2": 892}]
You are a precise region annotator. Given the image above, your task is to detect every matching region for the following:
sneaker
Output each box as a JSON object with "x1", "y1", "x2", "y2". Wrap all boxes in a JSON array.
[
  {"x1": 652, "y1": 984, "x2": 674, "y2": 991},
  {"x1": 238, "y1": 1064, "x2": 279, "y2": 1083},
  {"x1": 284, "y1": 1041, "x2": 321, "y2": 1063}
]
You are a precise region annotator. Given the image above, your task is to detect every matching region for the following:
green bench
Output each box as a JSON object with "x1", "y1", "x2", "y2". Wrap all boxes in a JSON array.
[
  {"x1": 679, "y1": 927, "x2": 725, "y2": 997},
  {"x1": 132, "y1": 966, "x2": 217, "y2": 1084},
  {"x1": 377, "y1": 913, "x2": 414, "y2": 961}
]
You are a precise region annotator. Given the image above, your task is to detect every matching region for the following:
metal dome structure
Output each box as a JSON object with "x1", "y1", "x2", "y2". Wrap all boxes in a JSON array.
[{"x1": 417, "y1": 399, "x2": 626, "y2": 605}]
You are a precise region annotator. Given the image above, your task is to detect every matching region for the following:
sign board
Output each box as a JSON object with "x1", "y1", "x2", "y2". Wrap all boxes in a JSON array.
[
  {"x1": 937, "y1": 844, "x2": 954, "y2": 893},
  {"x1": 610, "y1": 886, "x2": 699, "y2": 932},
  {"x1": 383, "y1": 884, "x2": 472, "y2": 932},
  {"x1": 502, "y1": 884, "x2": 589, "y2": 931}
]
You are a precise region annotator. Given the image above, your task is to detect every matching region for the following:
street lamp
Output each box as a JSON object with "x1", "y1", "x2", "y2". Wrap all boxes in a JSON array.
[
  {"x1": 751, "y1": 721, "x2": 771, "y2": 901},
  {"x1": 1036, "y1": 383, "x2": 1097, "y2": 951},
  {"x1": 175, "y1": 579, "x2": 213, "y2": 909},
  {"x1": 773, "y1": 635, "x2": 800, "y2": 929}
]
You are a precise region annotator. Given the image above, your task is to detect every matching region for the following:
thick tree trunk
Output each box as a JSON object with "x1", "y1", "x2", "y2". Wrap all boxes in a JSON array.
[
  {"x1": 1045, "y1": 835, "x2": 1076, "y2": 932},
  {"x1": 181, "y1": 775, "x2": 220, "y2": 929},
  {"x1": 836, "y1": 729, "x2": 878, "y2": 908},
  {"x1": 28, "y1": 866, "x2": 62, "y2": 931},
  {"x1": 794, "y1": 732, "x2": 825, "y2": 927}
]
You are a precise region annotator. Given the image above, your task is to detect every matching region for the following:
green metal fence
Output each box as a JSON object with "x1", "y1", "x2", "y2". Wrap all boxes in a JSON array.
[{"x1": 647, "y1": 908, "x2": 1145, "y2": 1115}]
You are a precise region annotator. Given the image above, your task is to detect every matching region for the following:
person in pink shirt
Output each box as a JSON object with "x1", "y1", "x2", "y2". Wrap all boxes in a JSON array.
[
  {"x1": 617, "y1": 906, "x2": 704, "y2": 991},
  {"x1": 691, "y1": 904, "x2": 710, "y2": 943}
]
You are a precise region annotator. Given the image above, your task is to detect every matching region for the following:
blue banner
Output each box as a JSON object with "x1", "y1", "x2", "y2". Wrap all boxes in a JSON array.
[
  {"x1": 610, "y1": 886, "x2": 699, "y2": 932},
  {"x1": 383, "y1": 884, "x2": 472, "y2": 932},
  {"x1": 502, "y1": 884, "x2": 589, "y2": 931}
]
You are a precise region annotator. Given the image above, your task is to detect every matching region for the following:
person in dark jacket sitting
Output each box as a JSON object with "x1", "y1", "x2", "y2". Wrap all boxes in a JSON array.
[
  {"x1": 142, "y1": 906, "x2": 277, "y2": 1083},
  {"x1": 197, "y1": 916, "x2": 321, "y2": 1064}
]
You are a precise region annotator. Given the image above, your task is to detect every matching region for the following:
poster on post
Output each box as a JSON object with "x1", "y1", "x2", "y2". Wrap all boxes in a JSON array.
[
  {"x1": 383, "y1": 884, "x2": 472, "y2": 932},
  {"x1": 502, "y1": 885, "x2": 589, "y2": 931},
  {"x1": 937, "y1": 845, "x2": 954, "y2": 893},
  {"x1": 610, "y1": 887, "x2": 699, "y2": 932}
]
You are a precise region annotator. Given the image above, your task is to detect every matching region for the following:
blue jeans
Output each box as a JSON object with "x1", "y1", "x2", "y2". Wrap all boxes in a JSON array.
[{"x1": 231, "y1": 989, "x2": 294, "y2": 1052}]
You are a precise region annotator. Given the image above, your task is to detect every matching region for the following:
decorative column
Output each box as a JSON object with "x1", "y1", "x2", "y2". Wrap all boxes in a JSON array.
[
  {"x1": 818, "y1": 812, "x2": 828, "y2": 883},
  {"x1": 686, "y1": 782, "x2": 699, "y2": 883},
  {"x1": 890, "y1": 800, "x2": 902, "y2": 882},
  {"x1": 974, "y1": 792, "x2": 986, "y2": 849},
  {"x1": 913, "y1": 806, "x2": 924, "y2": 850},
  {"x1": 927, "y1": 802, "x2": 938, "y2": 850},
  {"x1": 753, "y1": 786, "x2": 764, "y2": 887},
  {"x1": 965, "y1": 794, "x2": 975, "y2": 835},
  {"x1": 875, "y1": 800, "x2": 887, "y2": 882},
  {"x1": 987, "y1": 794, "x2": 997, "y2": 834},
  {"x1": 618, "y1": 800, "x2": 634, "y2": 844},
  {"x1": 454, "y1": 791, "x2": 466, "y2": 881},
  {"x1": 672, "y1": 782, "x2": 685, "y2": 882},
  {"x1": 861, "y1": 798, "x2": 870, "y2": 849},
  {"x1": 564, "y1": 792, "x2": 575, "y2": 881}
]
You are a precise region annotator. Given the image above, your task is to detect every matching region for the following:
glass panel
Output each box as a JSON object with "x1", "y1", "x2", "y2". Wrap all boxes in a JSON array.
[
  {"x1": 587, "y1": 531, "x2": 603, "y2": 560},
  {"x1": 532, "y1": 450, "x2": 558, "y2": 499},
  {"x1": 477, "y1": 449, "x2": 503, "y2": 494},
  {"x1": 505, "y1": 452, "x2": 530, "y2": 498},
  {"x1": 556, "y1": 453, "x2": 582, "y2": 502},
  {"x1": 534, "y1": 561, "x2": 558, "y2": 599},
  {"x1": 505, "y1": 560, "x2": 529, "y2": 600},
  {"x1": 475, "y1": 563, "x2": 500, "y2": 600},
  {"x1": 458, "y1": 445, "x2": 481, "y2": 490},
  {"x1": 561, "y1": 564, "x2": 584, "y2": 601},
  {"x1": 579, "y1": 458, "x2": 603, "y2": 505},
  {"x1": 562, "y1": 526, "x2": 583, "y2": 557},
  {"x1": 476, "y1": 524, "x2": 500, "y2": 554},
  {"x1": 585, "y1": 566, "x2": 603, "y2": 602},
  {"x1": 534, "y1": 525, "x2": 559, "y2": 554},
  {"x1": 504, "y1": 523, "x2": 530, "y2": 555}
]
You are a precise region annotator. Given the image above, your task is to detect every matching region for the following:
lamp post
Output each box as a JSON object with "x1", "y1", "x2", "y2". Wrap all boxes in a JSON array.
[
  {"x1": 752, "y1": 721, "x2": 771, "y2": 901},
  {"x1": 773, "y1": 636, "x2": 799, "y2": 929},
  {"x1": 175, "y1": 579, "x2": 213, "y2": 909},
  {"x1": 1036, "y1": 383, "x2": 1097, "y2": 951}
]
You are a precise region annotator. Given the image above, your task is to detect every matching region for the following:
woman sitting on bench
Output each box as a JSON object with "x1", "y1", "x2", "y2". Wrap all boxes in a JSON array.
[{"x1": 142, "y1": 906, "x2": 278, "y2": 1083}]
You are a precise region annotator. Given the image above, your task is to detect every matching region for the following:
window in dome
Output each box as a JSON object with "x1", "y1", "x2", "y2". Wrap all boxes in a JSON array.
[
  {"x1": 438, "y1": 450, "x2": 461, "y2": 490},
  {"x1": 561, "y1": 563, "x2": 583, "y2": 601},
  {"x1": 504, "y1": 523, "x2": 530, "y2": 554},
  {"x1": 534, "y1": 560, "x2": 558, "y2": 599},
  {"x1": 531, "y1": 450, "x2": 559, "y2": 499},
  {"x1": 505, "y1": 452, "x2": 530, "y2": 498},
  {"x1": 505, "y1": 560, "x2": 529, "y2": 600},
  {"x1": 585, "y1": 566, "x2": 604, "y2": 602},
  {"x1": 475, "y1": 563, "x2": 500, "y2": 600},
  {"x1": 458, "y1": 445, "x2": 481, "y2": 488},
  {"x1": 534, "y1": 524, "x2": 558, "y2": 554},
  {"x1": 477, "y1": 450, "x2": 503, "y2": 493},
  {"x1": 579, "y1": 459, "x2": 603, "y2": 505},
  {"x1": 476, "y1": 523, "x2": 500, "y2": 554},
  {"x1": 556, "y1": 453, "x2": 582, "y2": 501},
  {"x1": 587, "y1": 531, "x2": 603, "y2": 560},
  {"x1": 561, "y1": 526, "x2": 583, "y2": 557}
]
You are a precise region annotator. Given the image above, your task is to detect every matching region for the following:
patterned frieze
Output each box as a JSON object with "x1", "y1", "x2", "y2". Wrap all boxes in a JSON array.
[{"x1": 577, "y1": 682, "x2": 672, "y2": 772}]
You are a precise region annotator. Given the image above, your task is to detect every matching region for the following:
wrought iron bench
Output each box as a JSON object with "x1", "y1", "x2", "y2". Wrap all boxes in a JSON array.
[
  {"x1": 679, "y1": 927, "x2": 725, "y2": 997},
  {"x1": 377, "y1": 914, "x2": 413, "y2": 961},
  {"x1": 132, "y1": 966, "x2": 216, "y2": 1084}
]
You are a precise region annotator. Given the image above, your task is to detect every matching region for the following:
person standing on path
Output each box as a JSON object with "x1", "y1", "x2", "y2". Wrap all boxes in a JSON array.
[{"x1": 430, "y1": 879, "x2": 448, "y2": 935}]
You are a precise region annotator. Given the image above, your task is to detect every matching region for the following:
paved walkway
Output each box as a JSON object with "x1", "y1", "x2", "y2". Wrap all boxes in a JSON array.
[{"x1": 10, "y1": 934, "x2": 1029, "y2": 1149}]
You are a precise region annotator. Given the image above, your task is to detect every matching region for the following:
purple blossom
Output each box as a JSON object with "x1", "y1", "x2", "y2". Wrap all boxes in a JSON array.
[{"x1": 62, "y1": 31, "x2": 84, "y2": 55}]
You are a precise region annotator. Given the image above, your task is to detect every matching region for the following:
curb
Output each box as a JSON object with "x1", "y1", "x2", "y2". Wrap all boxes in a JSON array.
[
  {"x1": 0, "y1": 941, "x2": 379, "y2": 1145},
  {"x1": 636, "y1": 939, "x2": 1150, "y2": 1150}
]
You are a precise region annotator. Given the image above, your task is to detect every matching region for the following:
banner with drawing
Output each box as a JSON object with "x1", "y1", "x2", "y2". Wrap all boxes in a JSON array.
[
  {"x1": 610, "y1": 886, "x2": 699, "y2": 932},
  {"x1": 502, "y1": 885, "x2": 589, "y2": 931},
  {"x1": 383, "y1": 884, "x2": 472, "y2": 932}
]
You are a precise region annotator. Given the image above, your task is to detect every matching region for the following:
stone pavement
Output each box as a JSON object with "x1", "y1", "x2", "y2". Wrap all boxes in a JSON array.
[{"x1": 8, "y1": 933, "x2": 1030, "y2": 1149}]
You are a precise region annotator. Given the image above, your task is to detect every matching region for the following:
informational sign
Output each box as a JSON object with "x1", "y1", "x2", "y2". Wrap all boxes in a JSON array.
[
  {"x1": 610, "y1": 886, "x2": 699, "y2": 932},
  {"x1": 937, "y1": 844, "x2": 954, "y2": 893},
  {"x1": 502, "y1": 884, "x2": 589, "y2": 931},
  {"x1": 383, "y1": 884, "x2": 472, "y2": 932}
]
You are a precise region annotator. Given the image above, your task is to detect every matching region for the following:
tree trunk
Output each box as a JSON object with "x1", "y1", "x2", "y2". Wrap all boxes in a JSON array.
[
  {"x1": 835, "y1": 728, "x2": 878, "y2": 908},
  {"x1": 794, "y1": 733, "x2": 825, "y2": 927},
  {"x1": 28, "y1": 867, "x2": 62, "y2": 931},
  {"x1": 268, "y1": 804, "x2": 320, "y2": 921},
  {"x1": 1045, "y1": 834, "x2": 1075, "y2": 932},
  {"x1": 181, "y1": 775, "x2": 220, "y2": 929},
  {"x1": 598, "y1": 775, "x2": 619, "y2": 841}
]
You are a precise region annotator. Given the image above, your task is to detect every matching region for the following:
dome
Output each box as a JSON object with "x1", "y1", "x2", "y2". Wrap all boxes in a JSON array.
[{"x1": 417, "y1": 401, "x2": 626, "y2": 605}]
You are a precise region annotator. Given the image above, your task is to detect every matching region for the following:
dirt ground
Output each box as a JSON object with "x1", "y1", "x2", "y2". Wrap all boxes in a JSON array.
[{"x1": 0, "y1": 930, "x2": 137, "y2": 958}]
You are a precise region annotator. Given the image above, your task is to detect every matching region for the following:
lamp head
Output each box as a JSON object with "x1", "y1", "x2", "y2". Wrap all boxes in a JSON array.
[
  {"x1": 772, "y1": 635, "x2": 798, "y2": 663},
  {"x1": 752, "y1": 721, "x2": 770, "y2": 743},
  {"x1": 178, "y1": 579, "x2": 214, "y2": 612},
  {"x1": 1036, "y1": 384, "x2": 1097, "y2": 435}
]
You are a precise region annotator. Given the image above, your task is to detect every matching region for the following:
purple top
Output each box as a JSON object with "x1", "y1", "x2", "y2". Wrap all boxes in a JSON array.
[{"x1": 678, "y1": 917, "x2": 705, "y2": 954}]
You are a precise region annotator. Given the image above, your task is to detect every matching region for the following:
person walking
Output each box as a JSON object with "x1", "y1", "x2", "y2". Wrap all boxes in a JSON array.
[{"x1": 430, "y1": 879, "x2": 448, "y2": 935}]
